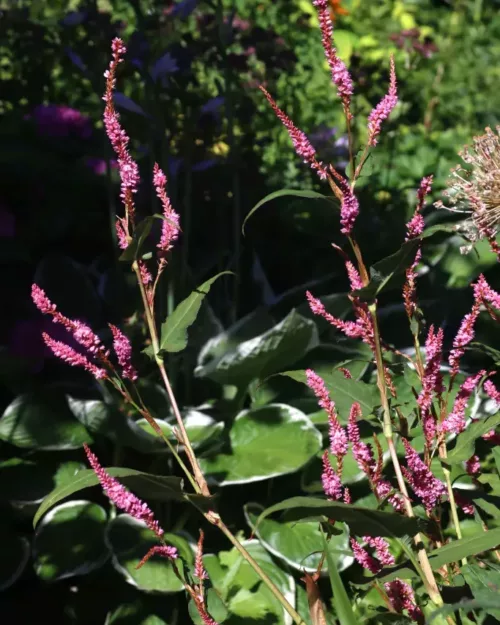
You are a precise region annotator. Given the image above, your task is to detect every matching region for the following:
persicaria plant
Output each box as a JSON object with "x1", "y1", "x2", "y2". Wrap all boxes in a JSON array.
[{"x1": 30, "y1": 2, "x2": 500, "y2": 624}]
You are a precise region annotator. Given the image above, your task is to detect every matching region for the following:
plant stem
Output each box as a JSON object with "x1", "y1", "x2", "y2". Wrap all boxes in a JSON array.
[
  {"x1": 210, "y1": 512, "x2": 306, "y2": 625},
  {"x1": 368, "y1": 302, "x2": 445, "y2": 608},
  {"x1": 438, "y1": 441, "x2": 466, "y2": 565},
  {"x1": 132, "y1": 261, "x2": 210, "y2": 497}
]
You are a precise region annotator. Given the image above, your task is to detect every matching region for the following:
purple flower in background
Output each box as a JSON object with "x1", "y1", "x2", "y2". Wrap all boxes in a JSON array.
[
  {"x1": 192, "y1": 159, "x2": 218, "y2": 172},
  {"x1": 201, "y1": 97, "x2": 225, "y2": 116},
  {"x1": 150, "y1": 51, "x2": 179, "y2": 83},
  {"x1": 85, "y1": 158, "x2": 118, "y2": 176},
  {"x1": 0, "y1": 205, "x2": 15, "y2": 237},
  {"x1": 309, "y1": 125, "x2": 349, "y2": 168},
  {"x1": 167, "y1": 0, "x2": 198, "y2": 19},
  {"x1": 60, "y1": 11, "x2": 87, "y2": 27},
  {"x1": 30, "y1": 105, "x2": 92, "y2": 139}
]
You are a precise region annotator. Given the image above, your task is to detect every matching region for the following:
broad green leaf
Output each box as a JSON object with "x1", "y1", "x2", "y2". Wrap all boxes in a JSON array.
[
  {"x1": 353, "y1": 239, "x2": 420, "y2": 302},
  {"x1": 462, "y1": 564, "x2": 500, "y2": 620},
  {"x1": 188, "y1": 588, "x2": 229, "y2": 624},
  {"x1": 281, "y1": 369, "x2": 379, "y2": 419},
  {"x1": 0, "y1": 530, "x2": 29, "y2": 591},
  {"x1": 200, "y1": 540, "x2": 295, "y2": 624},
  {"x1": 195, "y1": 310, "x2": 319, "y2": 386},
  {"x1": 200, "y1": 404, "x2": 322, "y2": 485},
  {"x1": 106, "y1": 515, "x2": 193, "y2": 593},
  {"x1": 136, "y1": 411, "x2": 224, "y2": 452},
  {"x1": 0, "y1": 393, "x2": 92, "y2": 450},
  {"x1": 447, "y1": 413, "x2": 500, "y2": 464},
  {"x1": 428, "y1": 597, "x2": 500, "y2": 623},
  {"x1": 470, "y1": 342, "x2": 500, "y2": 366},
  {"x1": 33, "y1": 500, "x2": 108, "y2": 581},
  {"x1": 245, "y1": 503, "x2": 353, "y2": 574},
  {"x1": 322, "y1": 533, "x2": 357, "y2": 625},
  {"x1": 255, "y1": 496, "x2": 426, "y2": 538},
  {"x1": 156, "y1": 272, "x2": 232, "y2": 354},
  {"x1": 33, "y1": 468, "x2": 203, "y2": 527},
  {"x1": 378, "y1": 527, "x2": 500, "y2": 583},
  {"x1": 242, "y1": 189, "x2": 337, "y2": 234}
]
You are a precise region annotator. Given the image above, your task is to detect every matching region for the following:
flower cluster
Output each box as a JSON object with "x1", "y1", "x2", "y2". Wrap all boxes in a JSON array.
[
  {"x1": 312, "y1": 0, "x2": 353, "y2": 115},
  {"x1": 32, "y1": 284, "x2": 136, "y2": 382},
  {"x1": 259, "y1": 87, "x2": 327, "y2": 180},
  {"x1": 437, "y1": 125, "x2": 500, "y2": 247},
  {"x1": 403, "y1": 176, "x2": 433, "y2": 318},
  {"x1": 385, "y1": 579, "x2": 423, "y2": 623},
  {"x1": 367, "y1": 55, "x2": 398, "y2": 146},
  {"x1": 441, "y1": 370, "x2": 485, "y2": 434},
  {"x1": 417, "y1": 325, "x2": 444, "y2": 444},
  {"x1": 402, "y1": 439, "x2": 446, "y2": 513}
]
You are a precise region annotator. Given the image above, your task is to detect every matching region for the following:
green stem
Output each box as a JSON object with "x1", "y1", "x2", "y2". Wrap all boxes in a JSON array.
[
  {"x1": 211, "y1": 513, "x2": 306, "y2": 625},
  {"x1": 132, "y1": 261, "x2": 210, "y2": 497}
]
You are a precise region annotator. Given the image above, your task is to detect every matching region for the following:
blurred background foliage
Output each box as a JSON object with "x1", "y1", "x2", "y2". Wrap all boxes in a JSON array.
[{"x1": 2, "y1": 0, "x2": 500, "y2": 623}]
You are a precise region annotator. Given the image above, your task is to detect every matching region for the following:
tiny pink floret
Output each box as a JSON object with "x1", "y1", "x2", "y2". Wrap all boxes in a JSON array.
[
  {"x1": 109, "y1": 323, "x2": 138, "y2": 381},
  {"x1": 367, "y1": 55, "x2": 398, "y2": 146},
  {"x1": 42, "y1": 333, "x2": 107, "y2": 379}
]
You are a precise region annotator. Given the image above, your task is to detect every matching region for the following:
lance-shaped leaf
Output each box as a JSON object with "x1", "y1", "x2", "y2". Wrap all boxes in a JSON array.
[
  {"x1": 119, "y1": 215, "x2": 163, "y2": 262},
  {"x1": 242, "y1": 189, "x2": 338, "y2": 235},
  {"x1": 255, "y1": 496, "x2": 426, "y2": 538},
  {"x1": 322, "y1": 533, "x2": 357, "y2": 625},
  {"x1": 195, "y1": 310, "x2": 319, "y2": 386},
  {"x1": 154, "y1": 272, "x2": 232, "y2": 355},
  {"x1": 447, "y1": 413, "x2": 500, "y2": 464},
  {"x1": 34, "y1": 468, "x2": 208, "y2": 527},
  {"x1": 353, "y1": 239, "x2": 420, "y2": 302}
]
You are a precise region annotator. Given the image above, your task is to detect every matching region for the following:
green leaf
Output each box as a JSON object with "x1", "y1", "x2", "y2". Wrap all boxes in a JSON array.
[
  {"x1": 0, "y1": 530, "x2": 29, "y2": 591},
  {"x1": 136, "y1": 411, "x2": 224, "y2": 452},
  {"x1": 33, "y1": 500, "x2": 108, "y2": 581},
  {"x1": 255, "y1": 496, "x2": 426, "y2": 538},
  {"x1": 245, "y1": 503, "x2": 353, "y2": 573},
  {"x1": 242, "y1": 189, "x2": 337, "y2": 235},
  {"x1": 119, "y1": 215, "x2": 163, "y2": 262},
  {"x1": 199, "y1": 540, "x2": 295, "y2": 623},
  {"x1": 447, "y1": 413, "x2": 500, "y2": 464},
  {"x1": 281, "y1": 369, "x2": 379, "y2": 418},
  {"x1": 422, "y1": 223, "x2": 460, "y2": 239},
  {"x1": 462, "y1": 564, "x2": 500, "y2": 620},
  {"x1": 200, "y1": 404, "x2": 322, "y2": 485},
  {"x1": 196, "y1": 310, "x2": 319, "y2": 386},
  {"x1": 378, "y1": 527, "x2": 500, "y2": 583},
  {"x1": 33, "y1": 468, "x2": 203, "y2": 527},
  {"x1": 353, "y1": 239, "x2": 420, "y2": 302},
  {"x1": 106, "y1": 515, "x2": 193, "y2": 593},
  {"x1": 156, "y1": 272, "x2": 232, "y2": 354},
  {"x1": 322, "y1": 532, "x2": 357, "y2": 625},
  {"x1": 428, "y1": 597, "x2": 500, "y2": 623},
  {"x1": 0, "y1": 393, "x2": 92, "y2": 450}
]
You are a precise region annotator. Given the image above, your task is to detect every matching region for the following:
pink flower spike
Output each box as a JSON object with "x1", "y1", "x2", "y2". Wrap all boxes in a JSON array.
[
  {"x1": 348, "y1": 403, "x2": 375, "y2": 475},
  {"x1": 484, "y1": 378, "x2": 500, "y2": 404},
  {"x1": 454, "y1": 491, "x2": 474, "y2": 516},
  {"x1": 345, "y1": 260, "x2": 363, "y2": 291},
  {"x1": 306, "y1": 370, "x2": 347, "y2": 459},
  {"x1": 195, "y1": 530, "x2": 209, "y2": 581},
  {"x1": 312, "y1": 0, "x2": 353, "y2": 114},
  {"x1": 321, "y1": 451, "x2": 343, "y2": 500},
  {"x1": 402, "y1": 438, "x2": 445, "y2": 513},
  {"x1": 416, "y1": 175, "x2": 433, "y2": 215},
  {"x1": 474, "y1": 274, "x2": 500, "y2": 310},
  {"x1": 259, "y1": 87, "x2": 328, "y2": 180},
  {"x1": 374, "y1": 479, "x2": 404, "y2": 512},
  {"x1": 364, "y1": 536, "x2": 395, "y2": 567},
  {"x1": 84, "y1": 443, "x2": 163, "y2": 537},
  {"x1": 350, "y1": 538, "x2": 381, "y2": 574},
  {"x1": 103, "y1": 38, "x2": 139, "y2": 223},
  {"x1": 116, "y1": 219, "x2": 128, "y2": 250},
  {"x1": 136, "y1": 544, "x2": 178, "y2": 569},
  {"x1": 367, "y1": 55, "x2": 398, "y2": 147},
  {"x1": 449, "y1": 298, "x2": 481, "y2": 375},
  {"x1": 465, "y1": 455, "x2": 481, "y2": 475},
  {"x1": 306, "y1": 291, "x2": 364, "y2": 339},
  {"x1": 417, "y1": 325, "x2": 444, "y2": 444},
  {"x1": 334, "y1": 173, "x2": 360, "y2": 235},
  {"x1": 31, "y1": 284, "x2": 57, "y2": 315},
  {"x1": 441, "y1": 370, "x2": 485, "y2": 434},
  {"x1": 43, "y1": 333, "x2": 107, "y2": 379},
  {"x1": 109, "y1": 324, "x2": 138, "y2": 381},
  {"x1": 153, "y1": 163, "x2": 180, "y2": 253},
  {"x1": 385, "y1": 579, "x2": 423, "y2": 624}
]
